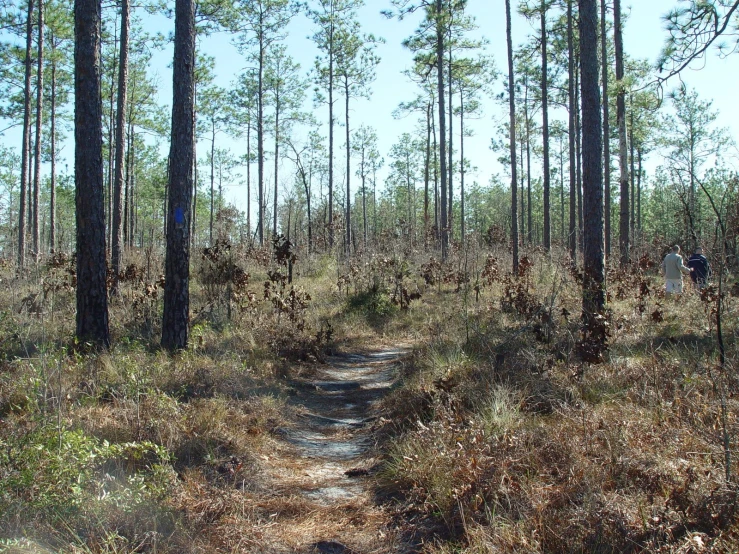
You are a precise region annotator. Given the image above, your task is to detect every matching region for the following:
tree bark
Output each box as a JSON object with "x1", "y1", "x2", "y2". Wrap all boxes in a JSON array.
[
  {"x1": 345, "y1": 78, "x2": 351, "y2": 254},
  {"x1": 162, "y1": 0, "x2": 195, "y2": 351},
  {"x1": 447, "y1": 29, "x2": 453, "y2": 243},
  {"x1": 615, "y1": 0, "x2": 629, "y2": 265},
  {"x1": 424, "y1": 100, "x2": 431, "y2": 249},
  {"x1": 525, "y1": 78, "x2": 532, "y2": 244},
  {"x1": 75, "y1": 0, "x2": 109, "y2": 347},
  {"x1": 257, "y1": 12, "x2": 265, "y2": 244},
  {"x1": 506, "y1": 0, "x2": 519, "y2": 274},
  {"x1": 540, "y1": 0, "x2": 551, "y2": 250},
  {"x1": 18, "y1": 0, "x2": 35, "y2": 268},
  {"x1": 576, "y1": 62, "x2": 583, "y2": 248},
  {"x1": 637, "y1": 147, "x2": 642, "y2": 232},
  {"x1": 327, "y1": 5, "x2": 334, "y2": 248},
  {"x1": 629, "y1": 106, "x2": 635, "y2": 241},
  {"x1": 210, "y1": 119, "x2": 215, "y2": 244},
  {"x1": 436, "y1": 0, "x2": 448, "y2": 258},
  {"x1": 247, "y1": 117, "x2": 252, "y2": 242},
  {"x1": 274, "y1": 83, "x2": 281, "y2": 238},
  {"x1": 49, "y1": 32, "x2": 57, "y2": 253},
  {"x1": 112, "y1": 0, "x2": 129, "y2": 289},
  {"x1": 580, "y1": 0, "x2": 605, "y2": 316},
  {"x1": 459, "y1": 87, "x2": 465, "y2": 245},
  {"x1": 33, "y1": 0, "x2": 44, "y2": 259},
  {"x1": 601, "y1": 0, "x2": 611, "y2": 257},
  {"x1": 567, "y1": 0, "x2": 577, "y2": 261}
]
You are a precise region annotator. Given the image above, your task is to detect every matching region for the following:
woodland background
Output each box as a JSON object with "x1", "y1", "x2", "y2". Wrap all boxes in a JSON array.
[{"x1": 1, "y1": 0, "x2": 739, "y2": 552}]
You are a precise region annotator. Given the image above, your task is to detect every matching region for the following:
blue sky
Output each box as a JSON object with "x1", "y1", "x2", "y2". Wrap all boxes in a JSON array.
[
  {"x1": 165, "y1": 0, "x2": 738, "y2": 212},
  {"x1": 3, "y1": 0, "x2": 739, "y2": 222}
]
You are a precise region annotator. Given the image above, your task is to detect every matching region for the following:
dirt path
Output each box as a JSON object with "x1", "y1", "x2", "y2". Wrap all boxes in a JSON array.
[{"x1": 257, "y1": 347, "x2": 412, "y2": 553}]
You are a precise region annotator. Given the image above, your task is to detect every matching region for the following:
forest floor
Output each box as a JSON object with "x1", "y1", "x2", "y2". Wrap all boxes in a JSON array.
[
  {"x1": 250, "y1": 345, "x2": 412, "y2": 553},
  {"x1": 2, "y1": 245, "x2": 739, "y2": 553}
]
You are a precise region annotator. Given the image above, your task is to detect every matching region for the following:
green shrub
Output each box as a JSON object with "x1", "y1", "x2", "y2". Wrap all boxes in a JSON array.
[
  {"x1": 346, "y1": 289, "x2": 398, "y2": 319},
  {"x1": 0, "y1": 425, "x2": 174, "y2": 522}
]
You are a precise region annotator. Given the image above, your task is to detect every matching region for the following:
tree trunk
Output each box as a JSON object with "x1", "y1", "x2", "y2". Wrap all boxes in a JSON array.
[
  {"x1": 361, "y1": 153, "x2": 367, "y2": 248},
  {"x1": 575, "y1": 62, "x2": 583, "y2": 249},
  {"x1": 601, "y1": 0, "x2": 611, "y2": 257},
  {"x1": 432, "y1": 100, "x2": 439, "y2": 240},
  {"x1": 210, "y1": 119, "x2": 215, "y2": 244},
  {"x1": 637, "y1": 147, "x2": 642, "y2": 233},
  {"x1": 520, "y1": 124, "x2": 525, "y2": 243},
  {"x1": 447, "y1": 32, "x2": 453, "y2": 243},
  {"x1": 327, "y1": 10, "x2": 334, "y2": 248},
  {"x1": 459, "y1": 87, "x2": 465, "y2": 245},
  {"x1": 629, "y1": 106, "x2": 635, "y2": 241},
  {"x1": 18, "y1": 0, "x2": 34, "y2": 268},
  {"x1": 243, "y1": 120, "x2": 249, "y2": 242},
  {"x1": 436, "y1": 0, "x2": 448, "y2": 258},
  {"x1": 506, "y1": 0, "x2": 519, "y2": 274},
  {"x1": 106, "y1": 19, "x2": 117, "y2": 256},
  {"x1": 112, "y1": 0, "x2": 129, "y2": 290},
  {"x1": 191, "y1": 78, "x2": 197, "y2": 247},
  {"x1": 274, "y1": 86, "x2": 280, "y2": 238},
  {"x1": 540, "y1": 0, "x2": 551, "y2": 250},
  {"x1": 258, "y1": 24, "x2": 265, "y2": 245},
  {"x1": 525, "y1": 79, "x2": 532, "y2": 244},
  {"x1": 49, "y1": 34, "x2": 57, "y2": 253},
  {"x1": 560, "y1": 134, "x2": 565, "y2": 243},
  {"x1": 615, "y1": 0, "x2": 629, "y2": 265},
  {"x1": 162, "y1": 0, "x2": 195, "y2": 351},
  {"x1": 580, "y1": 0, "x2": 605, "y2": 317},
  {"x1": 33, "y1": 0, "x2": 44, "y2": 259},
  {"x1": 424, "y1": 100, "x2": 431, "y2": 249},
  {"x1": 567, "y1": 0, "x2": 577, "y2": 261},
  {"x1": 75, "y1": 0, "x2": 110, "y2": 347},
  {"x1": 373, "y1": 163, "x2": 378, "y2": 243},
  {"x1": 345, "y1": 78, "x2": 351, "y2": 254}
]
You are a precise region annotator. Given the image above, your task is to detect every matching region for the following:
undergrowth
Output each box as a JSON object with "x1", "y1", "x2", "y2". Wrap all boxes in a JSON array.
[{"x1": 0, "y1": 240, "x2": 738, "y2": 552}]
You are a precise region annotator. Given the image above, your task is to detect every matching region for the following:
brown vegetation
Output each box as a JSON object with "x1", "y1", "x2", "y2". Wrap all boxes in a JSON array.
[{"x1": 0, "y1": 240, "x2": 737, "y2": 552}]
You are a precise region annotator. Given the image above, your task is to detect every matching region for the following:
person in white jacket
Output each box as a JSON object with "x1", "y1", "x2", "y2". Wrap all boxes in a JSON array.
[{"x1": 661, "y1": 245, "x2": 693, "y2": 296}]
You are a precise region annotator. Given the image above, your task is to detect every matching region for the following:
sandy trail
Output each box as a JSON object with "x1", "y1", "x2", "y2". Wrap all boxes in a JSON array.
[{"x1": 257, "y1": 347, "x2": 412, "y2": 554}]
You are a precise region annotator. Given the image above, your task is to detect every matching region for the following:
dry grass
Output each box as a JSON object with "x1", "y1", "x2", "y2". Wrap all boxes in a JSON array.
[
  {"x1": 1, "y1": 243, "x2": 738, "y2": 552},
  {"x1": 375, "y1": 246, "x2": 739, "y2": 553}
]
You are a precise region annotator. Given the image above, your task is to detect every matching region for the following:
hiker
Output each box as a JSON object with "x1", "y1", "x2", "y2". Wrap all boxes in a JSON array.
[
  {"x1": 687, "y1": 247, "x2": 711, "y2": 290},
  {"x1": 661, "y1": 245, "x2": 693, "y2": 296}
]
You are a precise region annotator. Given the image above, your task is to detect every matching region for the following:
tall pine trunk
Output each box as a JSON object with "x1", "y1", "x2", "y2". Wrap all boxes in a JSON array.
[
  {"x1": 601, "y1": 0, "x2": 611, "y2": 257},
  {"x1": 162, "y1": 0, "x2": 195, "y2": 351},
  {"x1": 436, "y1": 0, "x2": 448, "y2": 258},
  {"x1": 459, "y1": 87, "x2": 465, "y2": 245},
  {"x1": 33, "y1": 0, "x2": 44, "y2": 259},
  {"x1": 49, "y1": 33, "x2": 57, "y2": 253},
  {"x1": 540, "y1": 0, "x2": 551, "y2": 250},
  {"x1": 615, "y1": 0, "x2": 629, "y2": 265},
  {"x1": 424, "y1": 100, "x2": 431, "y2": 249},
  {"x1": 567, "y1": 0, "x2": 577, "y2": 260},
  {"x1": 629, "y1": 107, "x2": 635, "y2": 241},
  {"x1": 274, "y1": 86, "x2": 281, "y2": 238},
  {"x1": 257, "y1": 21, "x2": 265, "y2": 244},
  {"x1": 506, "y1": 0, "x2": 518, "y2": 274},
  {"x1": 18, "y1": 0, "x2": 34, "y2": 268},
  {"x1": 525, "y1": 79, "x2": 532, "y2": 244},
  {"x1": 327, "y1": 9, "x2": 334, "y2": 248},
  {"x1": 75, "y1": 0, "x2": 110, "y2": 347},
  {"x1": 447, "y1": 32, "x2": 453, "y2": 243},
  {"x1": 580, "y1": 0, "x2": 605, "y2": 317},
  {"x1": 112, "y1": 0, "x2": 129, "y2": 289},
  {"x1": 210, "y1": 119, "x2": 215, "y2": 244},
  {"x1": 246, "y1": 117, "x2": 251, "y2": 242},
  {"x1": 345, "y1": 78, "x2": 351, "y2": 254}
]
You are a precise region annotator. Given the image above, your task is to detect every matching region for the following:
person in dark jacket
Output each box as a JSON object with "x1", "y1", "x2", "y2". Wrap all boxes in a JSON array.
[{"x1": 687, "y1": 247, "x2": 711, "y2": 289}]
